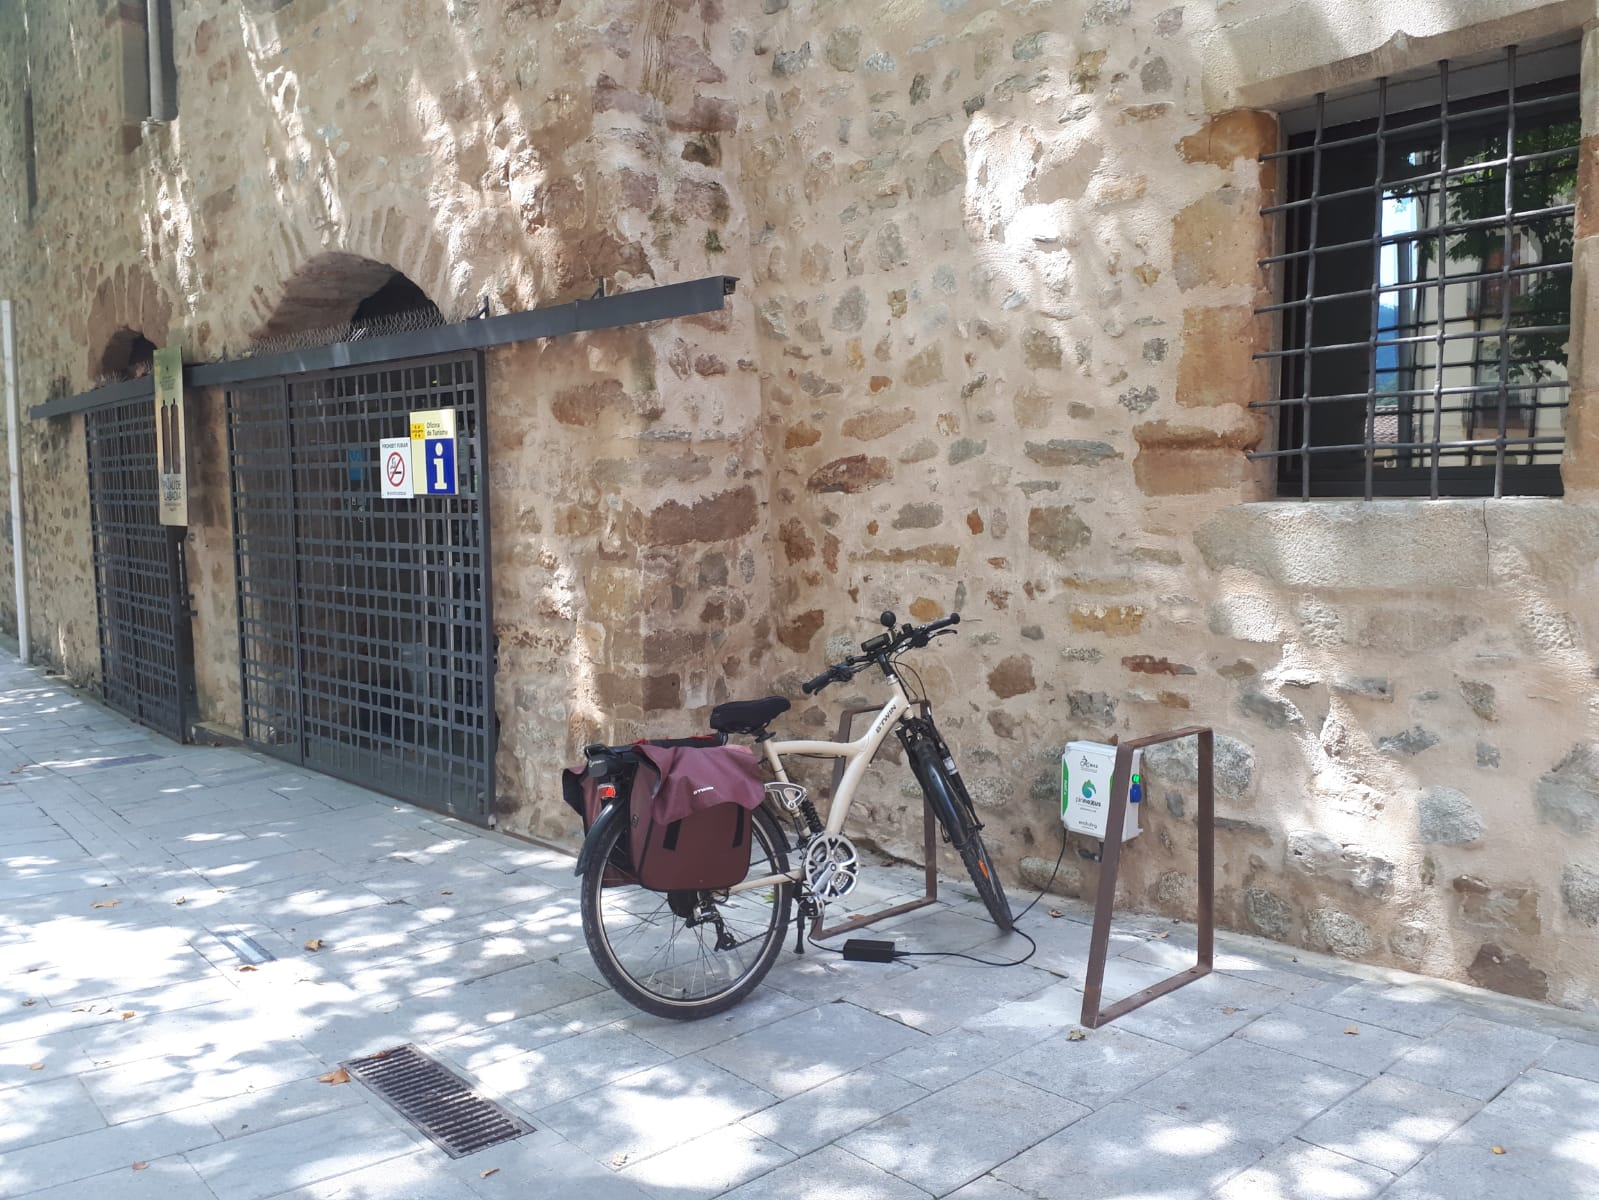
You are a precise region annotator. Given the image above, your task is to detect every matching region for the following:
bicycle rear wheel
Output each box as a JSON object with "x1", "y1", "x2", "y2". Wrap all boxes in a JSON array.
[{"x1": 580, "y1": 805, "x2": 793, "y2": 1020}]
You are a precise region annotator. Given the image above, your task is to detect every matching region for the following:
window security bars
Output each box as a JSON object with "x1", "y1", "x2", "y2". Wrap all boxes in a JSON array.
[{"x1": 1255, "y1": 44, "x2": 1579, "y2": 499}]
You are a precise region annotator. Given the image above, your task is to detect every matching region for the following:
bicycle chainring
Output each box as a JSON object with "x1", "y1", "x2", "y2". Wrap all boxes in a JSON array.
[{"x1": 801, "y1": 833, "x2": 860, "y2": 900}]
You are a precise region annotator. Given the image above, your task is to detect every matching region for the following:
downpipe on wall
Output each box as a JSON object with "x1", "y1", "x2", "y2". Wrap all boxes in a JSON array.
[{"x1": 2, "y1": 300, "x2": 29, "y2": 665}]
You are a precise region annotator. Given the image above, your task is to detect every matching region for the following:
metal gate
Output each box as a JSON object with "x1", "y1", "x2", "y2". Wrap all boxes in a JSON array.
[
  {"x1": 226, "y1": 352, "x2": 495, "y2": 823},
  {"x1": 85, "y1": 398, "x2": 194, "y2": 742}
]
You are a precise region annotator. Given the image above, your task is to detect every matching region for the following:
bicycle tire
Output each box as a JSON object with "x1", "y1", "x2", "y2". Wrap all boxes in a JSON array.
[
  {"x1": 954, "y1": 818, "x2": 1014, "y2": 932},
  {"x1": 909, "y1": 733, "x2": 1015, "y2": 932},
  {"x1": 580, "y1": 804, "x2": 793, "y2": 1020}
]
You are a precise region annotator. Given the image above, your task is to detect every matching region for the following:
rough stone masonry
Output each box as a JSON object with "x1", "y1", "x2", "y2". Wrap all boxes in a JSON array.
[{"x1": 1, "y1": 0, "x2": 1597, "y2": 1012}]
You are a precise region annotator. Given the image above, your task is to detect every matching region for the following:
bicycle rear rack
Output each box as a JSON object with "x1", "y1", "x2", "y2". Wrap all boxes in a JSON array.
[
  {"x1": 809, "y1": 703, "x2": 939, "y2": 941},
  {"x1": 1080, "y1": 726, "x2": 1216, "y2": 1029}
]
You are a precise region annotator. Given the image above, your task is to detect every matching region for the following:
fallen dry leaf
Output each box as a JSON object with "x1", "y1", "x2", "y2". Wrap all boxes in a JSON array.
[
  {"x1": 304, "y1": 938, "x2": 324, "y2": 952},
  {"x1": 440, "y1": 889, "x2": 453, "y2": 895},
  {"x1": 319, "y1": 1068, "x2": 350, "y2": 1085},
  {"x1": 610, "y1": 1153, "x2": 630, "y2": 1167},
  {"x1": 1492, "y1": 1146, "x2": 1507, "y2": 1155},
  {"x1": 28, "y1": 1063, "x2": 43, "y2": 1071},
  {"x1": 237, "y1": 965, "x2": 258, "y2": 973},
  {"x1": 132, "y1": 1161, "x2": 148, "y2": 1170},
  {"x1": 480, "y1": 1168, "x2": 499, "y2": 1179},
  {"x1": 1151, "y1": 931, "x2": 1170, "y2": 940},
  {"x1": 175, "y1": 897, "x2": 188, "y2": 906},
  {"x1": 1221, "y1": 1007, "x2": 1240, "y2": 1015},
  {"x1": 1344, "y1": 1025, "x2": 1360, "y2": 1036},
  {"x1": 21, "y1": 999, "x2": 36, "y2": 1007},
  {"x1": 121, "y1": 1011, "x2": 135, "y2": 1020},
  {"x1": 1048, "y1": 908, "x2": 1064, "y2": 918},
  {"x1": 90, "y1": 899, "x2": 120, "y2": 909},
  {"x1": 1066, "y1": 1029, "x2": 1087, "y2": 1042}
]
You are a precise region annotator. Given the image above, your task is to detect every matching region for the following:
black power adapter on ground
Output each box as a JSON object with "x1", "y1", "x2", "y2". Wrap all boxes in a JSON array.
[{"x1": 841, "y1": 938, "x2": 898, "y2": 962}]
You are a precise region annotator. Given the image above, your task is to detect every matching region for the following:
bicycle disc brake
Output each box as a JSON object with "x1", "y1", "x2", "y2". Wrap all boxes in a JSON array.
[{"x1": 801, "y1": 833, "x2": 860, "y2": 900}]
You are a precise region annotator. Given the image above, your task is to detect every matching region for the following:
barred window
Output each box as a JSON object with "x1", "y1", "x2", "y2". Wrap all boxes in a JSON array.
[{"x1": 1256, "y1": 42, "x2": 1579, "y2": 499}]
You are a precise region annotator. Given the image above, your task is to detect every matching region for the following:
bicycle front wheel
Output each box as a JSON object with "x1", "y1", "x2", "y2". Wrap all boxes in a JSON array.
[
  {"x1": 916, "y1": 748, "x2": 1015, "y2": 932},
  {"x1": 956, "y1": 821, "x2": 1014, "y2": 932},
  {"x1": 580, "y1": 805, "x2": 793, "y2": 1020}
]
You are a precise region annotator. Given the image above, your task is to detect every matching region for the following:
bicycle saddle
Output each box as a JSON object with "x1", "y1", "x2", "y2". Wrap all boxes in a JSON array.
[{"x1": 709, "y1": 696, "x2": 790, "y2": 734}]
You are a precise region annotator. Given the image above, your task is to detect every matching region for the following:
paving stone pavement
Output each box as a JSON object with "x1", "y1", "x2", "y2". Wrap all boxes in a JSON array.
[{"x1": 2, "y1": 656, "x2": 1598, "y2": 1199}]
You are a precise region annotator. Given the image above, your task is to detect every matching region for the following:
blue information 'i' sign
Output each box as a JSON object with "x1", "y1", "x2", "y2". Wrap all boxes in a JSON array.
[{"x1": 423, "y1": 438, "x2": 457, "y2": 495}]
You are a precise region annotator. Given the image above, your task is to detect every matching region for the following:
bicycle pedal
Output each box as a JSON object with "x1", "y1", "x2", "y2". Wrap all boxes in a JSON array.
[{"x1": 842, "y1": 938, "x2": 898, "y2": 963}]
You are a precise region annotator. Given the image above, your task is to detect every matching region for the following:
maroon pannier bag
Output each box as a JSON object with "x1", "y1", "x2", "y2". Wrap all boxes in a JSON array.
[
  {"x1": 628, "y1": 744, "x2": 766, "y2": 891},
  {"x1": 563, "y1": 736, "x2": 722, "y2": 887}
]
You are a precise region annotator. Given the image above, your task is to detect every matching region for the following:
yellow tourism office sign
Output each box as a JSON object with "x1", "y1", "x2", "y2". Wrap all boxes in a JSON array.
[{"x1": 153, "y1": 346, "x2": 186, "y2": 526}]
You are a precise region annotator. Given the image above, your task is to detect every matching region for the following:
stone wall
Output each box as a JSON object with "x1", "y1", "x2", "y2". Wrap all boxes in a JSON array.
[{"x1": 1, "y1": 0, "x2": 1597, "y2": 1009}]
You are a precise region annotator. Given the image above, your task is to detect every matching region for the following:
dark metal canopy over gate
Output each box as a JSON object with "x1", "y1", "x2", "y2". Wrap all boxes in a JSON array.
[
  {"x1": 85, "y1": 399, "x2": 195, "y2": 742},
  {"x1": 226, "y1": 351, "x2": 495, "y2": 823}
]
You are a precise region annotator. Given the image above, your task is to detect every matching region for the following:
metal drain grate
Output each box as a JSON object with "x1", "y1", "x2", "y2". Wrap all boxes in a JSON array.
[{"x1": 341, "y1": 1044, "x2": 532, "y2": 1158}]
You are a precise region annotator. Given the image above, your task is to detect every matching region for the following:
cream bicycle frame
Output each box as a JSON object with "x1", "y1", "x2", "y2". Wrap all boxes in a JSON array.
[{"x1": 726, "y1": 672, "x2": 913, "y2": 896}]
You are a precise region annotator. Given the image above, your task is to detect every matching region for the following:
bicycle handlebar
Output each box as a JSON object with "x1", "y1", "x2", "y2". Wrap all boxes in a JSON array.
[{"x1": 799, "y1": 611, "x2": 961, "y2": 695}]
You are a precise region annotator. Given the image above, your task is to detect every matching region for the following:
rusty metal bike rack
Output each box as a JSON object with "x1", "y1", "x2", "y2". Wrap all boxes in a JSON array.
[
  {"x1": 809, "y1": 704, "x2": 939, "y2": 940},
  {"x1": 1080, "y1": 726, "x2": 1215, "y2": 1029}
]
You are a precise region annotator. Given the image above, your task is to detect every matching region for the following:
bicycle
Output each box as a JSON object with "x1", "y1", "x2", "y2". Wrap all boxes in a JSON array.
[{"x1": 576, "y1": 609, "x2": 1014, "y2": 1020}]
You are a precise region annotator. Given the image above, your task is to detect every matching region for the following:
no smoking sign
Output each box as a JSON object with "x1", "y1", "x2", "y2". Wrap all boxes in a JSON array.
[{"x1": 379, "y1": 437, "x2": 413, "y2": 498}]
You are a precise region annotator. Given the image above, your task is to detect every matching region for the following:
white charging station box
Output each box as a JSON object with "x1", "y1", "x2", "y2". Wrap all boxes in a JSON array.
[{"x1": 1061, "y1": 741, "x2": 1143, "y2": 841}]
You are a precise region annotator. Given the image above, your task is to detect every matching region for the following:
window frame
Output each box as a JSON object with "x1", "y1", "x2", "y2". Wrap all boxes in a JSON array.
[{"x1": 1253, "y1": 43, "x2": 1580, "y2": 500}]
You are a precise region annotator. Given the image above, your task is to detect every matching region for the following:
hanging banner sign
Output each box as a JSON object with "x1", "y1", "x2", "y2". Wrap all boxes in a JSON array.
[
  {"x1": 153, "y1": 346, "x2": 187, "y2": 526},
  {"x1": 410, "y1": 408, "x2": 457, "y2": 496},
  {"x1": 380, "y1": 436, "x2": 412, "y2": 498}
]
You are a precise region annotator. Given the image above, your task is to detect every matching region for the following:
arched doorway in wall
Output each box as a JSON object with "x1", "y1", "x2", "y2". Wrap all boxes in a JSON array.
[
  {"x1": 84, "y1": 330, "x2": 196, "y2": 741},
  {"x1": 225, "y1": 257, "x2": 494, "y2": 824}
]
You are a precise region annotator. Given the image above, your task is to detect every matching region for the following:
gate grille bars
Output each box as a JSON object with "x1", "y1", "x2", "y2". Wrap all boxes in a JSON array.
[
  {"x1": 227, "y1": 352, "x2": 495, "y2": 824},
  {"x1": 85, "y1": 398, "x2": 193, "y2": 742},
  {"x1": 1253, "y1": 44, "x2": 1578, "y2": 498}
]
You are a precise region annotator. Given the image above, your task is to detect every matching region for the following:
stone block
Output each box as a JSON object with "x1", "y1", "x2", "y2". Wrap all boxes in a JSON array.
[
  {"x1": 1454, "y1": 880, "x2": 1540, "y2": 938},
  {"x1": 1196, "y1": 501, "x2": 1492, "y2": 589},
  {"x1": 1239, "y1": 688, "x2": 1301, "y2": 729},
  {"x1": 1561, "y1": 863, "x2": 1599, "y2": 926},
  {"x1": 1067, "y1": 604, "x2": 1141, "y2": 634},
  {"x1": 982, "y1": 656, "x2": 1035, "y2": 699},
  {"x1": 1023, "y1": 439, "x2": 1121, "y2": 467},
  {"x1": 1286, "y1": 830, "x2": 1394, "y2": 898},
  {"x1": 1418, "y1": 787, "x2": 1485, "y2": 844},
  {"x1": 1178, "y1": 110, "x2": 1279, "y2": 168},
  {"x1": 1028, "y1": 507, "x2": 1091, "y2": 560},
  {"x1": 1377, "y1": 726, "x2": 1439, "y2": 756},
  {"x1": 1020, "y1": 856, "x2": 1083, "y2": 896},
  {"x1": 824, "y1": 27, "x2": 861, "y2": 72},
  {"x1": 1208, "y1": 593, "x2": 1283, "y2": 642},
  {"x1": 1244, "y1": 887, "x2": 1295, "y2": 939},
  {"x1": 778, "y1": 610, "x2": 824, "y2": 653},
  {"x1": 1171, "y1": 187, "x2": 1271, "y2": 291},
  {"x1": 1176, "y1": 305, "x2": 1269, "y2": 408},
  {"x1": 891, "y1": 502, "x2": 942, "y2": 530},
  {"x1": 1466, "y1": 943, "x2": 1550, "y2": 1001},
  {"x1": 1535, "y1": 744, "x2": 1599, "y2": 833},
  {"x1": 644, "y1": 486, "x2": 759, "y2": 546},
  {"x1": 1305, "y1": 908, "x2": 1374, "y2": 958},
  {"x1": 1141, "y1": 733, "x2": 1255, "y2": 802},
  {"x1": 842, "y1": 408, "x2": 914, "y2": 441},
  {"x1": 807, "y1": 455, "x2": 891, "y2": 494},
  {"x1": 1458, "y1": 679, "x2": 1497, "y2": 721},
  {"x1": 1133, "y1": 419, "x2": 1264, "y2": 494},
  {"x1": 773, "y1": 42, "x2": 813, "y2": 77},
  {"x1": 1332, "y1": 676, "x2": 1393, "y2": 701}
]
